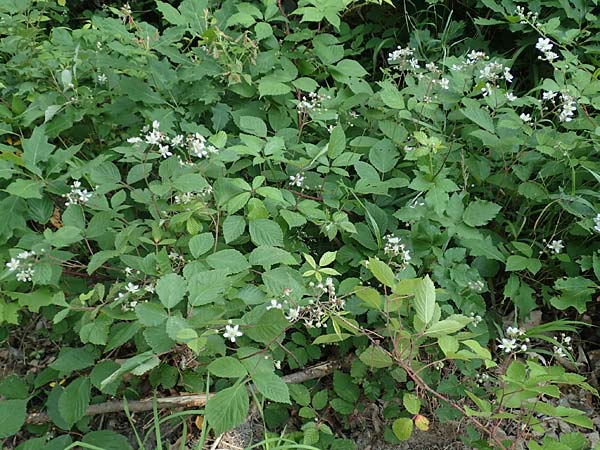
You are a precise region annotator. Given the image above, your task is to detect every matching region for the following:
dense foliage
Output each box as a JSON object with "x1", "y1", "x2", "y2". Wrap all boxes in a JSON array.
[{"x1": 1, "y1": 0, "x2": 600, "y2": 449}]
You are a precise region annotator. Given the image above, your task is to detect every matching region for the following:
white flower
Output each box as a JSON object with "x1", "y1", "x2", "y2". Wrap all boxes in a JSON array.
[
  {"x1": 506, "y1": 92, "x2": 517, "y2": 102},
  {"x1": 498, "y1": 338, "x2": 517, "y2": 353},
  {"x1": 439, "y1": 78, "x2": 450, "y2": 90},
  {"x1": 152, "y1": 120, "x2": 160, "y2": 129},
  {"x1": 535, "y1": 38, "x2": 553, "y2": 53},
  {"x1": 171, "y1": 134, "x2": 184, "y2": 146},
  {"x1": 286, "y1": 306, "x2": 301, "y2": 322},
  {"x1": 97, "y1": 73, "x2": 108, "y2": 84},
  {"x1": 125, "y1": 282, "x2": 140, "y2": 294},
  {"x1": 6, "y1": 258, "x2": 20, "y2": 271},
  {"x1": 547, "y1": 239, "x2": 564, "y2": 254},
  {"x1": 274, "y1": 360, "x2": 282, "y2": 370},
  {"x1": 16, "y1": 266, "x2": 34, "y2": 282},
  {"x1": 503, "y1": 67, "x2": 513, "y2": 83},
  {"x1": 145, "y1": 129, "x2": 163, "y2": 145},
  {"x1": 63, "y1": 180, "x2": 93, "y2": 207},
  {"x1": 266, "y1": 299, "x2": 282, "y2": 310},
  {"x1": 158, "y1": 144, "x2": 172, "y2": 158},
  {"x1": 223, "y1": 324, "x2": 243, "y2": 343},
  {"x1": 409, "y1": 58, "x2": 420, "y2": 69},
  {"x1": 144, "y1": 284, "x2": 155, "y2": 293},
  {"x1": 542, "y1": 90, "x2": 557, "y2": 101},
  {"x1": 594, "y1": 213, "x2": 600, "y2": 232},
  {"x1": 519, "y1": 113, "x2": 532, "y2": 123},
  {"x1": 506, "y1": 326, "x2": 525, "y2": 338},
  {"x1": 127, "y1": 136, "x2": 142, "y2": 144},
  {"x1": 289, "y1": 173, "x2": 305, "y2": 188}
]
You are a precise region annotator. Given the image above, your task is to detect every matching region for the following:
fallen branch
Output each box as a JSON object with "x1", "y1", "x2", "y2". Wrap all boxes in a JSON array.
[{"x1": 26, "y1": 360, "x2": 343, "y2": 425}]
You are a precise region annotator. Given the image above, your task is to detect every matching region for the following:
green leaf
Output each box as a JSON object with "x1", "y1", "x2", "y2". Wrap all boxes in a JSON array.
[
  {"x1": 379, "y1": 82, "x2": 405, "y2": 109},
  {"x1": 156, "y1": 273, "x2": 187, "y2": 308},
  {"x1": 206, "y1": 383, "x2": 249, "y2": 435},
  {"x1": 249, "y1": 246, "x2": 297, "y2": 269},
  {"x1": 208, "y1": 357, "x2": 248, "y2": 378},
  {"x1": 319, "y1": 251, "x2": 337, "y2": 267},
  {"x1": 223, "y1": 215, "x2": 246, "y2": 243},
  {"x1": 156, "y1": 0, "x2": 186, "y2": 25},
  {"x1": 189, "y1": 232, "x2": 214, "y2": 257},
  {"x1": 239, "y1": 116, "x2": 267, "y2": 137},
  {"x1": 0, "y1": 399, "x2": 27, "y2": 438},
  {"x1": 245, "y1": 309, "x2": 289, "y2": 344},
  {"x1": 414, "y1": 275, "x2": 436, "y2": 326},
  {"x1": 392, "y1": 417, "x2": 413, "y2": 441},
  {"x1": 135, "y1": 302, "x2": 168, "y2": 326},
  {"x1": 463, "y1": 200, "x2": 501, "y2": 227},
  {"x1": 367, "y1": 258, "x2": 395, "y2": 288},
  {"x1": 403, "y1": 393, "x2": 421, "y2": 415},
  {"x1": 49, "y1": 347, "x2": 98, "y2": 375},
  {"x1": 58, "y1": 377, "x2": 91, "y2": 427},
  {"x1": 359, "y1": 345, "x2": 393, "y2": 368},
  {"x1": 461, "y1": 236, "x2": 505, "y2": 262},
  {"x1": 5, "y1": 179, "x2": 43, "y2": 199},
  {"x1": 82, "y1": 431, "x2": 133, "y2": 450},
  {"x1": 424, "y1": 315, "x2": 471, "y2": 337},
  {"x1": 249, "y1": 219, "x2": 283, "y2": 247},
  {"x1": 252, "y1": 371, "x2": 291, "y2": 403},
  {"x1": 44, "y1": 225, "x2": 83, "y2": 247},
  {"x1": 120, "y1": 77, "x2": 165, "y2": 104},
  {"x1": 461, "y1": 101, "x2": 495, "y2": 133},
  {"x1": 206, "y1": 249, "x2": 250, "y2": 273},
  {"x1": 22, "y1": 125, "x2": 55, "y2": 175},
  {"x1": 258, "y1": 79, "x2": 291, "y2": 97},
  {"x1": 328, "y1": 125, "x2": 346, "y2": 158},
  {"x1": 369, "y1": 139, "x2": 398, "y2": 173}
]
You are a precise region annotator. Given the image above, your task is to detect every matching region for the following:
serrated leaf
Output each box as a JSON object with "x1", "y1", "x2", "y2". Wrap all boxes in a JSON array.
[
  {"x1": 0, "y1": 399, "x2": 27, "y2": 438},
  {"x1": 22, "y1": 125, "x2": 55, "y2": 175},
  {"x1": 189, "y1": 232, "x2": 214, "y2": 257},
  {"x1": 58, "y1": 377, "x2": 91, "y2": 427},
  {"x1": 249, "y1": 219, "x2": 283, "y2": 247},
  {"x1": 414, "y1": 275, "x2": 435, "y2": 326},
  {"x1": 156, "y1": 273, "x2": 187, "y2": 308},
  {"x1": 463, "y1": 200, "x2": 501, "y2": 227},
  {"x1": 223, "y1": 215, "x2": 246, "y2": 243},
  {"x1": 359, "y1": 345, "x2": 393, "y2": 368},
  {"x1": 206, "y1": 383, "x2": 249, "y2": 435},
  {"x1": 367, "y1": 258, "x2": 395, "y2": 288},
  {"x1": 392, "y1": 417, "x2": 413, "y2": 441},
  {"x1": 208, "y1": 357, "x2": 248, "y2": 378},
  {"x1": 403, "y1": 393, "x2": 421, "y2": 415},
  {"x1": 252, "y1": 371, "x2": 291, "y2": 403}
]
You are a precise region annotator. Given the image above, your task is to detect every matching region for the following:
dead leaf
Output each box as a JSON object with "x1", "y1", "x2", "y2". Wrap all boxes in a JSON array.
[{"x1": 50, "y1": 207, "x2": 63, "y2": 228}]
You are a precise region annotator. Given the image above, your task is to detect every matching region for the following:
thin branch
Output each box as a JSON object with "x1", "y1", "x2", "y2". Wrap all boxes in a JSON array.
[{"x1": 25, "y1": 360, "x2": 344, "y2": 425}]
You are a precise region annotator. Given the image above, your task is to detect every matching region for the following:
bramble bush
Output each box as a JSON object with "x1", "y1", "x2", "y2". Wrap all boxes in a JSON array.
[{"x1": 0, "y1": 0, "x2": 600, "y2": 449}]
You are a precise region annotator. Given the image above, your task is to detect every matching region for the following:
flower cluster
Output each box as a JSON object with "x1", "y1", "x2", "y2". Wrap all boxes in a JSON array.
[
  {"x1": 515, "y1": 6, "x2": 540, "y2": 26},
  {"x1": 546, "y1": 239, "x2": 564, "y2": 254},
  {"x1": 468, "y1": 280, "x2": 485, "y2": 293},
  {"x1": 593, "y1": 213, "x2": 600, "y2": 232},
  {"x1": 535, "y1": 37, "x2": 559, "y2": 62},
  {"x1": 5, "y1": 250, "x2": 37, "y2": 282},
  {"x1": 301, "y1": 277, "x2": 345, "y2": 328},
  {"x1": 558, "y1": 93, "x2": 577, "y2": 122},
  {"x1": 289, "y1": 172, "x2": 305, "y2": 188},
  {"x1": 174, "y1": 186, "x2": 213, "y2": 205},
  {"x1": 383, "y1": 234, "x2": 412, "y2": 267},
  {"x1": 63, "y1": 180, "x2": 93, "y2": 207},
  {"x1": 387, "y1": 45, "x2": 415, "y2": 65},
  {"x1": 497, "y1": 326, "x2": 530, "y2": 353},
  {"x1": 297, "y1": 92, "x2": 330, "y2": 113},
  {"x1": 469, "y1": 312, "x2": 483, "y2": 326},
  {"x1": 187, "y1": 132, "x2": 217, "y2": 159},
  {"x1": 127, "y1": 120, "x2": 218, "y2": 161},
  {"x1": 553, "y1": 333, "x2": 573, "y2": 358}
]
